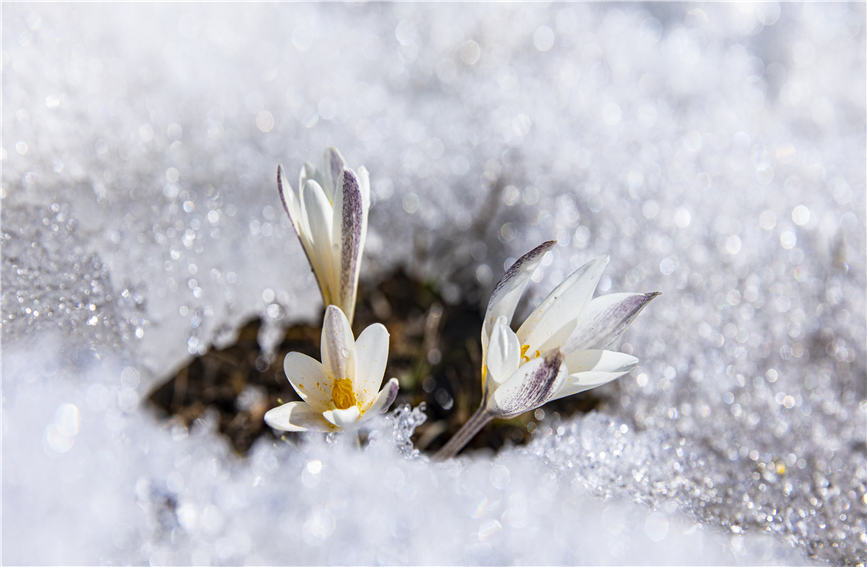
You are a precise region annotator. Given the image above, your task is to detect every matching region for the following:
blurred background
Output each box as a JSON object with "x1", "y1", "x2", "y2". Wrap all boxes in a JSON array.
[{"x1": 2, "y1": 3, "x2": 864, "y2": 564}]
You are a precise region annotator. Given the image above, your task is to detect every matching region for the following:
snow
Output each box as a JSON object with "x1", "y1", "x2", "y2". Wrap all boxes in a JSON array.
[{"x1": 3, "y1": 3, "x2": 864, "y2": 564}]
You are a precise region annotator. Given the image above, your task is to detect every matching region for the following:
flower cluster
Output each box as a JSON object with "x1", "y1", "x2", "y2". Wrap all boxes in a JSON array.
[{"x1": 266, "y1": 148, "x2": 657, "y2": 457}]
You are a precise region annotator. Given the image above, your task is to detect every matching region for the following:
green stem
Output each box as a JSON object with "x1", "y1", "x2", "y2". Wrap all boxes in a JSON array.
[{"x1": 434, "y1": 405, "x2": 493, "y2": 461}]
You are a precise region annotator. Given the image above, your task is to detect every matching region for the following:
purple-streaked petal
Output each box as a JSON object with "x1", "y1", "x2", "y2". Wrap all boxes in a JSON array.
[
  {"x1": 353, "y1": 322, "x2": 389, "y2": 404},
  {"x1": 565, "y1": 292, "x2": 660, "y2": 351},
  {"x1": 321, "y1": 305, "x2": 356, "y2": 382},
  {"x1": 564, "y1": 349, "x2": 638, "y2": 374},
  {"x1": 322, "y1": 405, "x2": 361, "y2": 428},
  {"x1": 365, "y1": 377, "x2": 399, "y2": 415},
  {"x1": 489, "y1": 348, "x2": 566, "y2": 418},
  {"x1": 283, "y1": 351, "x2": 331, "y2": 412},
  {"x1": 486, "y1": 316, "x2": 521, "y2": 388},
  {"x1": 482, "y1": 240, "x2": 556, "y2": 352},
  {"x1": 264, "y1": 401, "x2": 335, "y2": 432},
  {"x1": 517, "y1": 256, "x2": 608, "y2": 352},
  {"x1": 330, "y1": 168, "x2": 366, "y2": 323}
]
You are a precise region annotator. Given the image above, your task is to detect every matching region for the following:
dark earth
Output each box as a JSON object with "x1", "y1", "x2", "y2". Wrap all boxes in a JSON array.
[{"x1": 146, "y1": 266, "x2": 604, "y2": 456}]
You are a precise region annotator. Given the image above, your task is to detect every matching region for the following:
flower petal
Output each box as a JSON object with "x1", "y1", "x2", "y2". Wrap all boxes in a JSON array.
[
  {"x1": 298, "y1": 162, "x2": 315, "y2": 197},
  {"x1": 564, "y1": 349, "x2": 638, "y2": 374},
  {"x1": 321, "y1": 305, "x2": 356, "y2": 382},
  {"x1": 489, "y1": 348, "x2": 567, "y2": 418},
  {"x1": 365, "y1": 377, "x2": 399, "y2": 415},
  {"x1": 517, "y1": 256, "x2": 608, "y2": 352},
  {"x1": 277, "y1": 165, "x2": 302, "y2": 236},
  {"x1": 482, "y1": 240, "x2": 556, "y2": 354},
  {"x1": 548, "y1": 369, "x2": 630, "y2": 402},
  {"x1": 324, "y1": 147, "x2": 345, "y2": 200},
  {"x1": 485, "y1": 316, "x2": 521, "y2": 388},
  {"x1": 301, "y1": 178, "x2": 336, "y2": 304},
  {"x1": 278, "y1": 165, "x2": 318, "y2": 269},
  {"x1": 264, "y1": 401, "x2": 335, "y2": 432},
  {"x1": 283, "y1": 351, "x2": 332, "y2": 411},
  {"x1": 330, "y1": 168, "x2": 366, "y2": 322},
  {"x1": 353, "y1": 322, "x2": 389, "y2": 405},
  {"x1": 322, "y1": 405, "x2": 361, "y2": 429},
  {"x1": 356, "y1": 165, "x2": 371, "y2": 211},
  {"x1": 565, "y1": 292, "x2": 660, "y2": 351},
  {"x1": 534, "y1": 317, "x2": 581, "y2": 359}
]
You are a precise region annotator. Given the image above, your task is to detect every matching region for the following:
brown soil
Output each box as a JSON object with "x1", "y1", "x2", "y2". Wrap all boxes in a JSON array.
[{"x1": 146, "y1": 267, "x2": 603, "y2": 455}]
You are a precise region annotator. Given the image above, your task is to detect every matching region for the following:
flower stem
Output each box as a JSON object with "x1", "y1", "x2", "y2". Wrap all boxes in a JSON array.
[{"x1": 434, "y1": 405, "x2": 493, "y2": 461}]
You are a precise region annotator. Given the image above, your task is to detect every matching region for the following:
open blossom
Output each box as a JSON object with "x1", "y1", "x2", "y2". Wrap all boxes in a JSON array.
[
  {"x1": 265, "y1": 305, "x2": 399, "y2": 432},
  {"x1": 277, "y1": 148, "x2": 370, "y2": 323},
  {"x1": 480, "y1": 240, "x2": 658, "y2": 417},
  {"x1": 436, "y1": 240, "x2": 657, "y2": 459}
]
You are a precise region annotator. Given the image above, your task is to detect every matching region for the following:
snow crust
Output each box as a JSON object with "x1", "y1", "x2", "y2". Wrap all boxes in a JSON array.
[
  {"x1": 3, "y1": 334, "x2": 807, "y2": 565},
  {"x1": 3, "y1": 3, "x2": 865, "y2": 564}
]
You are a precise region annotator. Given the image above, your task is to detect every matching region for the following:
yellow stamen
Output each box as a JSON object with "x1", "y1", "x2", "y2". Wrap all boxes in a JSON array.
[
  {"x1": 520, "y1": 344, "x2": 541, "y2": 363},
  {"x1": 331, "y1": 378, "x2": 356, "y2": 410}
]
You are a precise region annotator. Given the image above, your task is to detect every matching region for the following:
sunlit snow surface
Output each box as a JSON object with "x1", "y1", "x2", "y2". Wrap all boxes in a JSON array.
[{"x1": 3, "y1": 4, "x2": 865, "y2": 565}]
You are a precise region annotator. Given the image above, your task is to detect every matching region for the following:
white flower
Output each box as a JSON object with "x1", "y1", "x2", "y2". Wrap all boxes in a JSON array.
[
  {"x1": 436, "y1": 241, "x2": 657, "y2": 459},
  {"x1": 265, "y1": 305, "x2": 399, "y2": 432},
  {"x1": 480, "y1": 240, "x2": 658, "y2": 417},
  {"x1": 277, "y1": 148, "x2": 370, "y2": 323}
]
